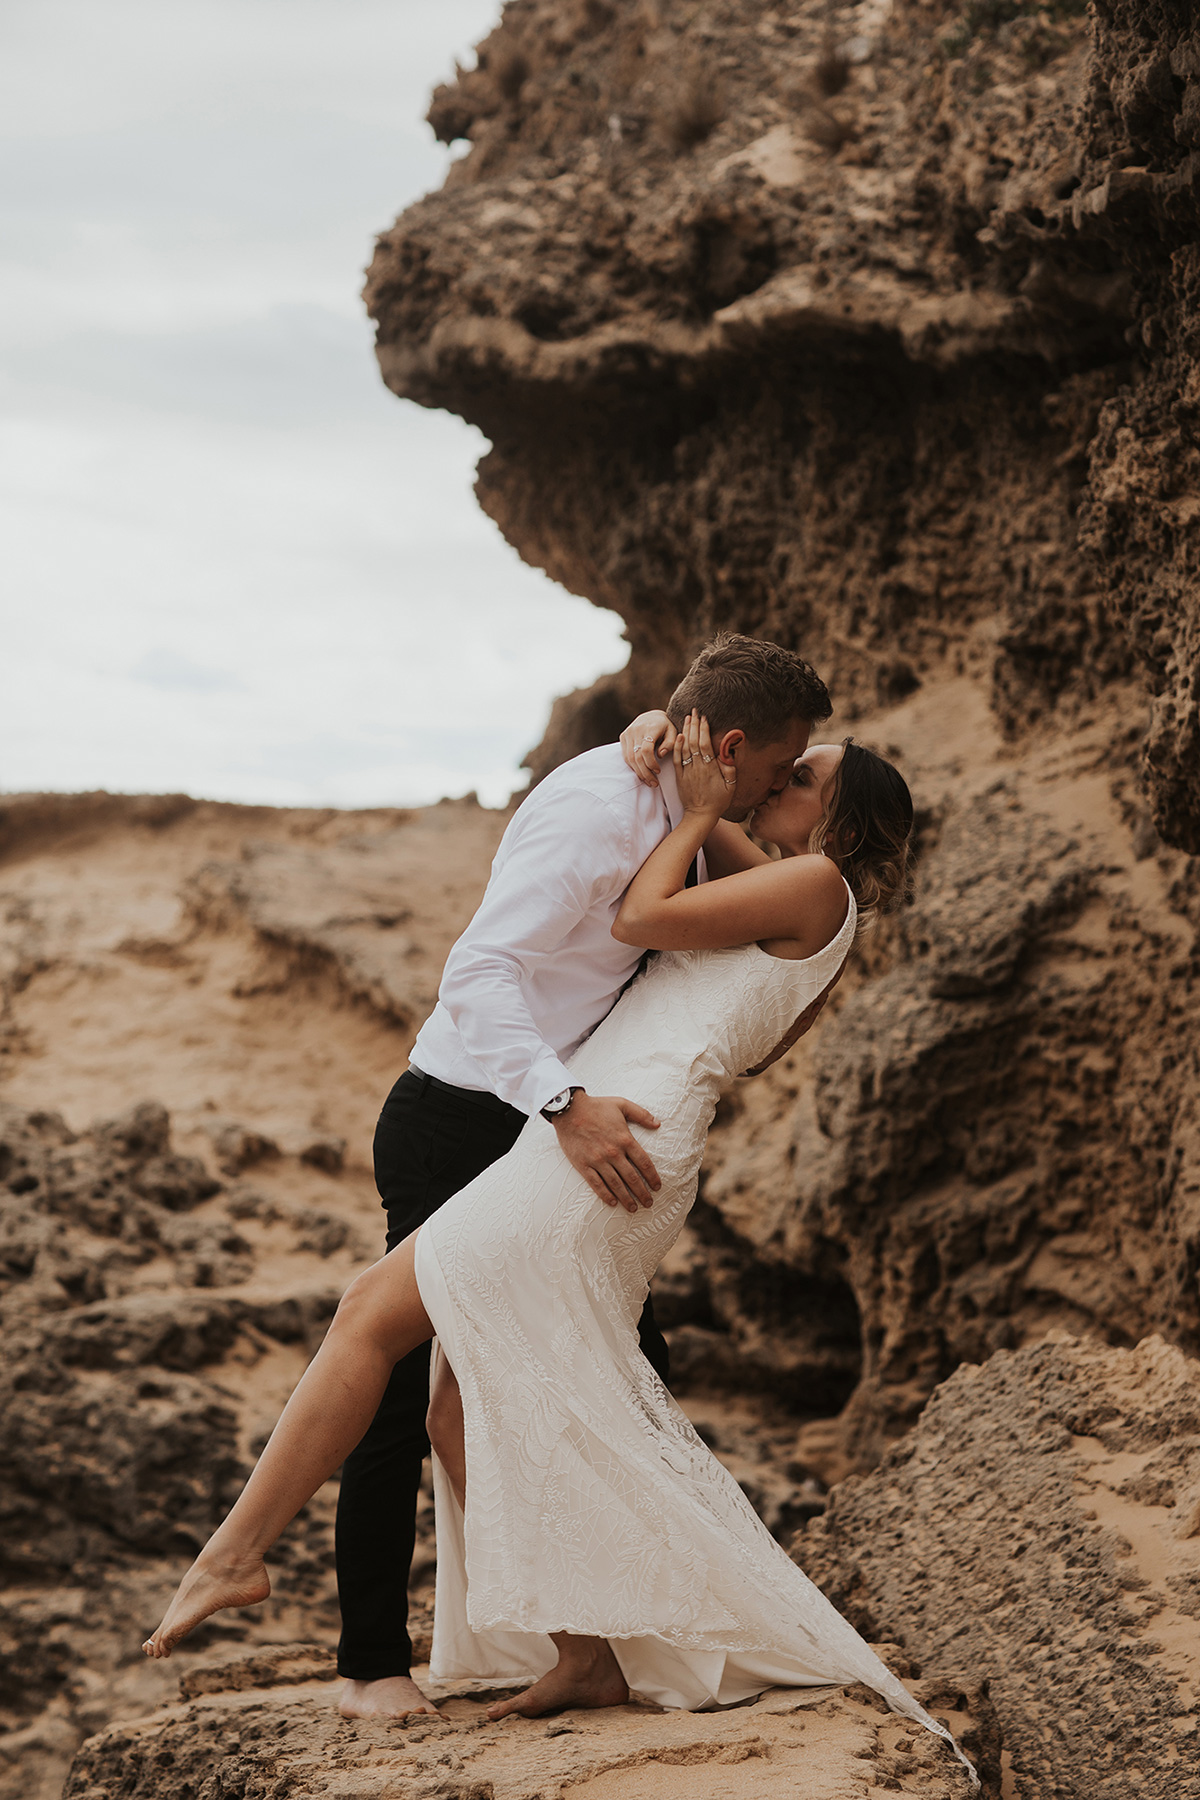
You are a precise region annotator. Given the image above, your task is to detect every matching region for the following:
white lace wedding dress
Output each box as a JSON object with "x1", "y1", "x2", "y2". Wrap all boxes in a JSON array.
[{"x1": 414, "y1": 890, "x2": 972, "y2": 1776}]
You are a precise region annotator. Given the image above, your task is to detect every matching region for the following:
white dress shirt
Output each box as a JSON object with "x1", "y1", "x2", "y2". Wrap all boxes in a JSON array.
[{"x1": 411, "y1": 743, "x2": 704, "y2": 1116}]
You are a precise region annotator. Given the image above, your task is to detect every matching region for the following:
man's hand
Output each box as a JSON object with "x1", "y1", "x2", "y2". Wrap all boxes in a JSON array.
[
  {"x1": 552, "y1": 1093, "x2": 661, "y2": 1212},
  {"x1": 619, "y1": 711, "x2": 676, "y2": 788}
]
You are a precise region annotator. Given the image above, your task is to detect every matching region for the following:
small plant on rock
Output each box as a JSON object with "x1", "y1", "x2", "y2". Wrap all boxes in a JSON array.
[
  {"x1": 814, "y1": 37, "x2": 852, "y2": 97},
  {"x1": 491, "y1": 43, "x2": 530, "y2": 102},
  {"x1": 655, "y1": 60, "x2": 725, "y2": 153}
]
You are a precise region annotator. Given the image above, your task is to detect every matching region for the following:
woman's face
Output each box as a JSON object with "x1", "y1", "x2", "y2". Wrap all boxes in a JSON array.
[{"x1": 752, "y1": 744, "x2": 844, "y2": 855}]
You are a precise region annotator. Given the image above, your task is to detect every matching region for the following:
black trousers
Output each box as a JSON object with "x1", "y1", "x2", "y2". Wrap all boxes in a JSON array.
[{"x1": 335, "y1": 1068, "x2": 671, "y2": 1681}]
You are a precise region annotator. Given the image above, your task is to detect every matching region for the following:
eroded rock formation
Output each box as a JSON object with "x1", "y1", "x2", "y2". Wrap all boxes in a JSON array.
[
  {"x1": 366, "y1": 0, "x2": 1200, "y2": 1466},
  {"x1": 0, "y1": 795, "x2": 506, "y2": 1799},
  {"x1": 692, "y1": 699, "x2": 1200, "y2": 1463},
  {"x1": 4, "y1": 2, "x2": 1200, "y2": 1795},
  {"x1": 797, "y1": 1334, "x2": 1200, "y2": 1799},
  {"x1": 0, "y1": 1097, "x2": 347, "y2": 1800},
  {"x1": 62, "y1": 1640, "x2": 996, "y2": 1800},
  {"x1": 369, "y1": 0, "x2": 1199, "y2": 840}
]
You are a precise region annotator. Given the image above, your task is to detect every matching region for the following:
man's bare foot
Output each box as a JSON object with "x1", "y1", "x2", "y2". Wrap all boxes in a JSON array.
[
  {"x1": 485, "y1": 1638, "x2": 628, "y2": 1721},
  {"x1": 338, "y1": 1675, "x2": 443, "y2": 1721},
  {"x1": 142, "y1": 1552, "x2": 270, "y2": 1658}
]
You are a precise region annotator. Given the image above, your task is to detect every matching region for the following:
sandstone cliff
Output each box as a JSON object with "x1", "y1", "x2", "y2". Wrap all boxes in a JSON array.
[
  {"x1": 0, "y1": 794, "x2": 505, "y2": 1798},
  {"x1": 365, "y1": 0, "x2": 1200, "y2": 1466},
  {"x1": 4, "y1": 1, "x2": 1200, "y2": 1795},
  {"x1": 61, "y1": 1647, "x2": 995, "y2": 1800},
  {"x1": 797, "y1": 1333, "x2": 1200, "y2": 1798}
]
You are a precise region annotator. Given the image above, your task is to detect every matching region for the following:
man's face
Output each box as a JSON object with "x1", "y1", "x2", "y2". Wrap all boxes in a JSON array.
[{"x1": 717, "y1": 719, "x2": 812, "y2": 821}]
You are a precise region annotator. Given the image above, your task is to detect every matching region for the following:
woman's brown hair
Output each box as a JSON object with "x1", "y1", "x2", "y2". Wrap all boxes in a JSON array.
[{"x1": 809, "y1": 738, "x2": 913, "y2": 916}]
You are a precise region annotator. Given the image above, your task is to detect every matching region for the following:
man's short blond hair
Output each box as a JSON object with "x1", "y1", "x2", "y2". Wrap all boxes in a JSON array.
[{"x1": 667, "y1": 633, "x2": 831, "y2": 744}]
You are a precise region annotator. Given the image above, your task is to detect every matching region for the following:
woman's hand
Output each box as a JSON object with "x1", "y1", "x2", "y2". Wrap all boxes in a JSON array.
[
  {"x1": 620, "y1": 710, "x2": 676, "y2": 788},
  {"x1": 675, "y1": 710, "x2": 736, "y2": 816}
]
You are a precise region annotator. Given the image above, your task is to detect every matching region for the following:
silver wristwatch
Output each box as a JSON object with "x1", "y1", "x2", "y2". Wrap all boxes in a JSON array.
[{"x1": 540, "y1": 1085, "x2": 582, "y2": 1122}]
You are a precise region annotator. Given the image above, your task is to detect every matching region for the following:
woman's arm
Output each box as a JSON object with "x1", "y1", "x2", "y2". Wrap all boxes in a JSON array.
[
  {"x1": 613, "y1": 713, "x2": 848, "y2": 956},
  {"x1": 618, "y1": 710, "x2": 771, "y2": 879},
  {"x1": 702, "y1": 818, "x2": 773, "y2": 879},
  {"x1": 615, "y1": 845, "x2": 847, "y2": 954}
]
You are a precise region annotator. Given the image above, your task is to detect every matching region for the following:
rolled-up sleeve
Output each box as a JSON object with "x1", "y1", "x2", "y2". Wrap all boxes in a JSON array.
[{"x1": 437, "y1": 788, "x2": 630, "y2": 1115}]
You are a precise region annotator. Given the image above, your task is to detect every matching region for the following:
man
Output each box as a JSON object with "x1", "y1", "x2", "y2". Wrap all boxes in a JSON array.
[{"x1": 336, "y1": 632, "x2": 832, "y2": 1719}]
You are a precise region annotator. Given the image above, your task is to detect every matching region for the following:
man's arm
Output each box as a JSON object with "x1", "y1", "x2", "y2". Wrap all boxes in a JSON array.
[{"x1": 437, "y1": 786, "x2": 662, "y2": 1212}]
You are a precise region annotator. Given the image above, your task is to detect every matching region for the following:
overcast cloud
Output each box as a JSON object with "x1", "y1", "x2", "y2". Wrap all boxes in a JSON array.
[{"x1": 0, "y1": 0, "x2": 628, "y2": 807}]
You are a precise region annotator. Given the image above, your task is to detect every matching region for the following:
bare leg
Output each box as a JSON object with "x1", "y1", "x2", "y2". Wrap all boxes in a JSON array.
[
  {"x1": 426, "y1": 1356, "x2": 466, "y2": 1510},
  {"x1": 144, "y1": 1234, "x2": 434, "y2": 1659},
  {"x1": 485, "y1": 1633, "x2": 629, "y2": 1720},
  {"x1": 425, "y1": 1359, "x2": 627, "y2": 1721}
]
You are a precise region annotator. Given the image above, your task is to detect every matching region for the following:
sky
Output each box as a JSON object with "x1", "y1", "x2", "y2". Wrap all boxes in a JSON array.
[{"x1": 0, "y1": 0, "x2": 629, "y2": 809}]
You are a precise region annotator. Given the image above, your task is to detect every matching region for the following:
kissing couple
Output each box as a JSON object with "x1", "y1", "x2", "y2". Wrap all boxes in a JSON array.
[{"x1": 145, "y1": 633, "x2": 975, "y2": 1782}]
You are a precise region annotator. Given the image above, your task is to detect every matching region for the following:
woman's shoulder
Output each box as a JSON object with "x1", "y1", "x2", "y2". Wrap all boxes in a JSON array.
[
  {"x1": 782, "y1": 852, "x2": 848, "y2": 902},
  {"x1": 772, "y1": 854, "x2": 851, "y2": 957}
]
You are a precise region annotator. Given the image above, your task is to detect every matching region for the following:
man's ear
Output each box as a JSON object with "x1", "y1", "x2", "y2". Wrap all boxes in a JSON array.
[{"x1": 714, "y1": 728, "x2": 744, "y2": 766}]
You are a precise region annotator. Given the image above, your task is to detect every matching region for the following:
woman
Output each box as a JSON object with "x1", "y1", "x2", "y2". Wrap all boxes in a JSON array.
[{"x1": 143, "y1": 719, "x2": 974, "y2": 1783}]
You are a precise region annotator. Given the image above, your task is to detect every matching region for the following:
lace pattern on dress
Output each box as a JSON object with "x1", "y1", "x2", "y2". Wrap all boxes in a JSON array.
[{"x1": 416, "y1": 890, "x2": 978, "y2": 1786}]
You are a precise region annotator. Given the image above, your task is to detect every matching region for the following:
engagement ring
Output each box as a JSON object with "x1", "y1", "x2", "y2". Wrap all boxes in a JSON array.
[{"x1": 701, "y1": 755, "x2": 713, "y2": 763}]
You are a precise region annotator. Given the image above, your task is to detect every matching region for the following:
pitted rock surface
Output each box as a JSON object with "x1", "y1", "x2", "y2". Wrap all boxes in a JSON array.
[
  {"x1": 367, "y1": 0, "x2": 1200, "y2": 856},
  {"x1": 795, "y1": 1334, "x2": 1200, "y2": 1798},
  {"x1": 62, "y1": 1645, "x2": 996, "y2": 1800},
  {"x1": 359, "y1": 0, "x2": 1200, "y2": 1465}
]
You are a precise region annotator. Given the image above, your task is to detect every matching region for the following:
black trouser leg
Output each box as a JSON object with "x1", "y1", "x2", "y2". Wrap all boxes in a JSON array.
[
  {"x1": 335, "y1": 1071, "x2": 525, "y2": 1681},
  {"x1": 334, "y1": 1068, "x2": 671, "y2": 1681},
  {"x1": 636, "y1": 1289, "x2": 670, "y2": 1388}
]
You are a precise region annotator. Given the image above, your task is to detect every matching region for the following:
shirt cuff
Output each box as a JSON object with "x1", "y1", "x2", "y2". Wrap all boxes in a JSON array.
[{"x1": 520, "y1": 1052, "x2": 580, "y2": 1119}]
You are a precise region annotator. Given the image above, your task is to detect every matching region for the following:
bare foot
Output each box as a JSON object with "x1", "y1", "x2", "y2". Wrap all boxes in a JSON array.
[
  {"x1": 338, "y1": 1675, "x2": 444, "y2": 1721},
  {"x1": 486, "y1": 1638, "x2": 628, "y2": 1721},
  {"x1": 142, "y1": 1552, "x2": 270, "y2": 1658}
]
